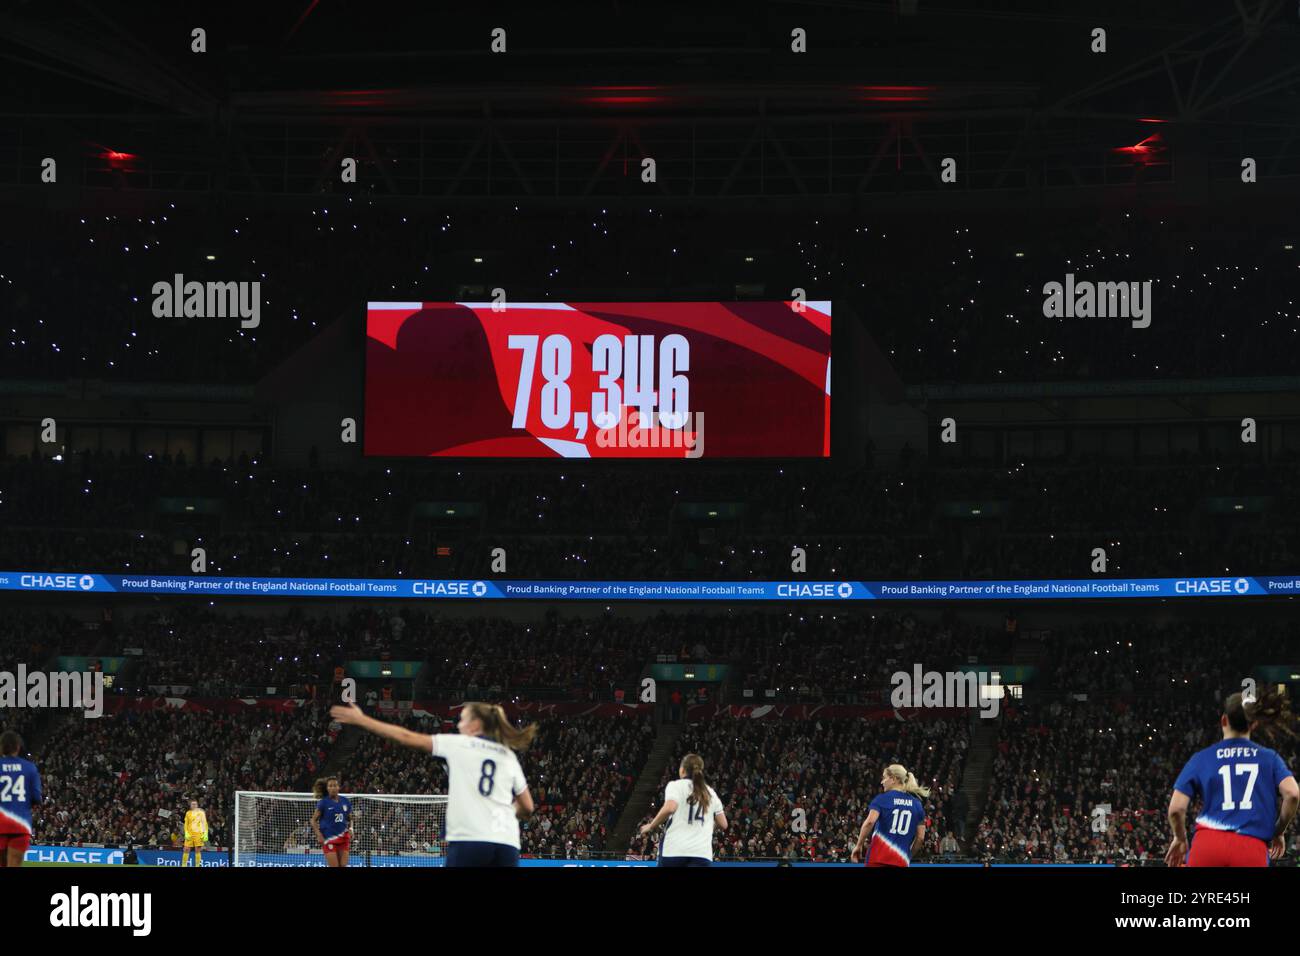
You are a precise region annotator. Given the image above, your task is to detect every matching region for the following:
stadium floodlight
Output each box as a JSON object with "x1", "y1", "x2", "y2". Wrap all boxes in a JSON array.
[{"x1": 234, "y1": 792, "x2": 448, "y2": 867}]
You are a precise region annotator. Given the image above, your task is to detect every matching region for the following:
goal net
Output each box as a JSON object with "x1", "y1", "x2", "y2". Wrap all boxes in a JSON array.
[{"x1": 234, "y1": 791, "x2": 449, "y2": 867}]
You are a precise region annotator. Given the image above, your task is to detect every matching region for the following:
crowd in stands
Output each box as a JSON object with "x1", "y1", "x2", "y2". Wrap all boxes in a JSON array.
[
  {"x1": 3, "y1": 206, "x2": 1298, "y2": 384},
  {"x1": 976, "y1": 620, "x2": 1300, "y2": 864},
  {"x1": 31, "y1": 703, "x2": 333, "y2": 848},
  {"x1": 977, "y1": 698, "x2": 1193, "y2": 864},
  {"x1": 6, "y1": 171, "x2": 1300, "y2": 868},
  {"x1": 417, "y1": 611, "x2": 659, "y2": 703},
  {"x1": 3, "y1": 523, "x2": 1297, "y2": 583},
  {"x1": 6, "y1": 453, "x2": 1296, "y2": 537},
  {"x1": 0, "y1": 606, "x2": 419, "y2": 700},
  {"x1": 4, "y1": 602, "x2": 1297, "y2": 863},
  {"x1": 627, "y1": 716, "x2": 969, "y2": 861},
  {"x1": 6, "y1": 604, "x2": 989, "y2": 708},
  {"x1": 3, "y1": 453, "x2": 1298, "y2": 582},
  {"x1": 343, "y1": 711, "x2": 653, "y2": 857}
]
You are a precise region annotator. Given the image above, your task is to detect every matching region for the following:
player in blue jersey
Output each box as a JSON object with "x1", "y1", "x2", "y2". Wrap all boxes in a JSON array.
[
  {"x1": 1166, "y1": 689, "x2": 1299, "y2": 867},
  {"x1": 312, "y1": 776, "x2": 354, "y2": 867},
  {"x1": 0, "y1": 730, "x2": 43, "y2": 867},
  {"x1": 851, "y1": 763, "x2": 929, "y2": 867}
]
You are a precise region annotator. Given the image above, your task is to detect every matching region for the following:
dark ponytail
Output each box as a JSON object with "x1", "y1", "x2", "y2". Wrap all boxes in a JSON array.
[
  {"x1": 312, "y1": 775, "x2": 338, "y2": 799},
  {"x1": 681, "y1": 753, "x2": 710, "y2": 813},
  {"x1": 1226, "y1": 687, "x2": 1296, "y2": 744}
]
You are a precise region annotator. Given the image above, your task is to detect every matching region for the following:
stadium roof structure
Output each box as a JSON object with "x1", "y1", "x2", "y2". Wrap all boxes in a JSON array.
[{"x1": 2, "y1": 1, "x2": 1299, "y2": 208}]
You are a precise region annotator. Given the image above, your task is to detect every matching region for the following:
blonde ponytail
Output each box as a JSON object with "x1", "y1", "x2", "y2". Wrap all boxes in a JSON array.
[
  {"x1": 884, "y1": 764, "x2": 930, "y2": 799},
  {"x1": 466, "y1": 701, "x2": 538, "y2": 752}
]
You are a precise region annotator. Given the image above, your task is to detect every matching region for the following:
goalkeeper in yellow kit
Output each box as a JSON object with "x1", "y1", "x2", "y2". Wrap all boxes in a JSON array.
[{"x1": 182, "y1": 798, "x2": 208, "y2": 867}]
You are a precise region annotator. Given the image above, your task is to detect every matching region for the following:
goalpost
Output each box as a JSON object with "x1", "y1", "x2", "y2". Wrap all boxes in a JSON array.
[{"x1": 234, "y1": 792, "x2": 449, "y2": 867}]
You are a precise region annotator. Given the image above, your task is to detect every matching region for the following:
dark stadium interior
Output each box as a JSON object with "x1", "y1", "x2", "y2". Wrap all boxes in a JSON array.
[{"x1": 1, "y1": 1, "x2": 1299, "y2": 874}]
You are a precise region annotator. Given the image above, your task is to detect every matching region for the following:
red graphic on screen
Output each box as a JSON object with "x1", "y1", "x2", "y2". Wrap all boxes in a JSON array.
[{"x1": 364, "y1": 301, "x2": 831, "y2": 458}]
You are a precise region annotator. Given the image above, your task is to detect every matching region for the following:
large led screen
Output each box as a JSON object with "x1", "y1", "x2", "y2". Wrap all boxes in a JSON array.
[{"x1": 364, "y1": 301, "x2": 831, "y2": 458}]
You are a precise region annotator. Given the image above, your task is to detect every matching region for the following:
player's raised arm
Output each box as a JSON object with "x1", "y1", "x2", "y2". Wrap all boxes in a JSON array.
[{"x1": 330, "y1": 703, "x2": 433, "y2": 752}]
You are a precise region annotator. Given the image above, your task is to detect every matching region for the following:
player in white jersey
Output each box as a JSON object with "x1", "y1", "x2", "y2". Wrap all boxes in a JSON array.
[
  {"x1": 640, "y1": 753, "x2": 728, "y2": 866},
  {"x1": 330, "y1": 701, "x2": 537, "y2": 866}
]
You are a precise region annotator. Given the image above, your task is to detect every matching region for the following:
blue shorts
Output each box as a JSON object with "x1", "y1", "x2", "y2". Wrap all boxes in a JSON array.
[
  {"x1": 445, "y1": 841, "x2": 520, "y2": 867},
  {"x1": 658, "y1": 856, "x2": 711, "y2": 867}
]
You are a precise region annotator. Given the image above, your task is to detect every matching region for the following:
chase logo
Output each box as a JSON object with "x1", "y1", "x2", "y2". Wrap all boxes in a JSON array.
[
  {"x1": 26, "y1": 846, "x2": 123, "y2": 865},
  {"x1": 411, "y1": 581, "x2": 472, "y2": 596},
  {"x1": 836, "y1": 582, "x2": 854, "y2": 598},
  {"x1": 1174, "y1": 578, "x2": 1238, "y2": 595},
  {"x1": 20, "y1": 573, "x2": 87, "y2": 590},
  {"x1": 776, "y1": 583, "x2": 835, "y2": 598},
  {"x1": 471, "y1": 580, "x2": 488, "y2": 597}
]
